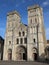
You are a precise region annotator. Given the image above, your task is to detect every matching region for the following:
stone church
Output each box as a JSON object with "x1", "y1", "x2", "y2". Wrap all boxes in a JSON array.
[{"x1": 3, "y1": 5, "x2": 47, "y2": 61}]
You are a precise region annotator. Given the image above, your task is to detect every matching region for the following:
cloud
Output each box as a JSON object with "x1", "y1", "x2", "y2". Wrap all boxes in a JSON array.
[{"x1": 43, "y1": 1, "x2": 49, "y2": 6}]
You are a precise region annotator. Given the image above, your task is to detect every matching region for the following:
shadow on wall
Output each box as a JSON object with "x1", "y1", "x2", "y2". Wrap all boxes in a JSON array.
[
  {"x1": 37, "y1": 53, "x2": 45, "y2": 62},
  {"x1": 40, "y1": 53, "x2": 45, "y2": 58},
  {"x1": 39, "y1": 52, "x2": 49, "y2": 63}
]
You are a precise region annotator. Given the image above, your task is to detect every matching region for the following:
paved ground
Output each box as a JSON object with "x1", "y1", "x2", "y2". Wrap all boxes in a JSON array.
[{"x1": 0, "y1": 61, "x2": 49, "y2": 65}]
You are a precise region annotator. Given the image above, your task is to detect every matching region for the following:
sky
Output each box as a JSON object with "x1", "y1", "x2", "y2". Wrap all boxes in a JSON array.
[{"x1": 0, "y1": 0, "x2": 49, "y2": 40}]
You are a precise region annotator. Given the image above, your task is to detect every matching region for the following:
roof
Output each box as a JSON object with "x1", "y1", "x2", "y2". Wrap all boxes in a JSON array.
[
  {"x1": 28, "y1": 5, "x2": 42, "y2": 11},
  {"x1": 7, "y1": 10, "x2": 20, "y2": 17}
]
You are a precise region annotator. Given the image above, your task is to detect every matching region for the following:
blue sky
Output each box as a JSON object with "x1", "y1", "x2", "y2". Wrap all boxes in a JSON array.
[{"x1": 0, "y1": 0, "x2": 49, "y2": 40}]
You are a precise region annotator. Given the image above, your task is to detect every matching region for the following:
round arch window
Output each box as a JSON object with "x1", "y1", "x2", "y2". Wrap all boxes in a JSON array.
[
  {"x1": 19, "y1": 32, "x2": 21, "y2": 36},
  {"x1": 23, "y1": 31, "x2": 25, "y2": 36}
]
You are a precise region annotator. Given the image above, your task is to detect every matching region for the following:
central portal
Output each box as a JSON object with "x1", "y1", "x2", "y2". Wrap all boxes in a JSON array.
[{"x1": 16, "y1": 46, "x2": 27, "y2": 61}]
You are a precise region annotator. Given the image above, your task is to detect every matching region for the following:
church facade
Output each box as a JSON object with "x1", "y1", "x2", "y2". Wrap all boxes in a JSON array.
[{"x1": 3, "y1": 5, "x2": 47, "y2": 61}]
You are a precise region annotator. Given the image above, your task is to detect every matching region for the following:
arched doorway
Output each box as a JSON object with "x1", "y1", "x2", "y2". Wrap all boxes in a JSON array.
[
  {"x1": 32, "y1": 47, "x2": 37, "y2": 61},
  {"x1": 33, "y1": 53, "x2": 37, "y2": 60},
  {"x1": 8, "y1": 49, "x2": 12, "y2": 60},
  {"x1": 16, "y1": 46, "x2": 27, "y2": 61}
]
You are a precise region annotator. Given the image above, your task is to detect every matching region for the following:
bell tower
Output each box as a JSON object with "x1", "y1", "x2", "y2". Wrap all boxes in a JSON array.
[
  {"x1": 3, "y1": 11, "x2": 21, "y2": 60},
  {"x1": 27, "y1": 5, "x2": 46, "y2": 61}
]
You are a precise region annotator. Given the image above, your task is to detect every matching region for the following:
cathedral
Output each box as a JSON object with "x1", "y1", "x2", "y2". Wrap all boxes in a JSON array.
[{"x1": 3, "y1": 5, "x2": 47, "y2": 61}]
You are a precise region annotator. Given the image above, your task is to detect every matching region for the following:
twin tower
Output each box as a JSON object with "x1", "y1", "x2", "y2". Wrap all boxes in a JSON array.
[{"x1": 3, "y1": 5, "x2": 46, "y2": 61}]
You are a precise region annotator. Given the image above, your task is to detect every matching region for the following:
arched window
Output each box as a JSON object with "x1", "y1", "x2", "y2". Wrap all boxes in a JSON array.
[
  {"x1": 17, "y1": 38, "x2": 19, "y2": 44},
  {"x1": 9, "y1": 41, "x2": 11, "y2": 45},
  {"x1": 20, "y1": 38, "x2": 23, "y2": 44},
  {"x1": 19, "y1": 32, "x2": 21, "y2": 36},
  {"x1": 30, "y1": 19, "x2": 32, "y2": 23},
  {"x1": 23, "y1": 31, "x2": 25, "y2": 36},
  {"x1": 32, "y1": 47, "x2": 37, "y2": 60},
  {"x1": 33, "y1": 38, "x2": 36, "y2": 43},
  {"x1": 8, "y1": 49, "x2": 12, "y2": 60},
  {"x1": 35, "y1": 18, "x2": 37, "y2": 23},
  {"x1": 24, "y1": 38, "x2": 27, "y2": 43}
]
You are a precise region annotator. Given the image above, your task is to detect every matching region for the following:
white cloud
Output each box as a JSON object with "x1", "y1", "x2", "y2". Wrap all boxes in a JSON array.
[{"x1": 43, "y1": 1, "x2": 49, "y2": 6}]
